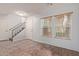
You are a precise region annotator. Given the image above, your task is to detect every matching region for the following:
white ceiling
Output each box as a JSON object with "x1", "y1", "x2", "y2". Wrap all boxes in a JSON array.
[
  {"x1": 0, "y1": 3, "x2": 78, "y2": 17},
  {"x1": 0, "y1": 3, "x2": 51, "y2": 16}
]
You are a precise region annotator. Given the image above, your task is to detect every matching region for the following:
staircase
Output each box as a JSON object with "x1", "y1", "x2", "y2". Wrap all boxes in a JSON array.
[{"x1": 9, "y1": 22, "x2": 26, "y2": 41}]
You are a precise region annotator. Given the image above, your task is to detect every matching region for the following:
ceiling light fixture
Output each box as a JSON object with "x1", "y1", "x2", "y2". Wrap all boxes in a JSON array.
[
  {"x1": 48, "y1": 3, "x2": 54, "y2": 7},
  {"x1": 15, "y1": 11, "x2": 28, "y2": 17}
]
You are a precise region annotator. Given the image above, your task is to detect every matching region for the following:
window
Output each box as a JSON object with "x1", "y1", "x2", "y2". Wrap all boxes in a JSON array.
[
  {"x1": 55, "y1": 12, "x2": 73, "y2": 39},
  {"x1": 41, "y1": 16, "x2": 52, "y2": 37},
  {"x1": 40, "y1": 12, "x2": 73, "y2": 39}
]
